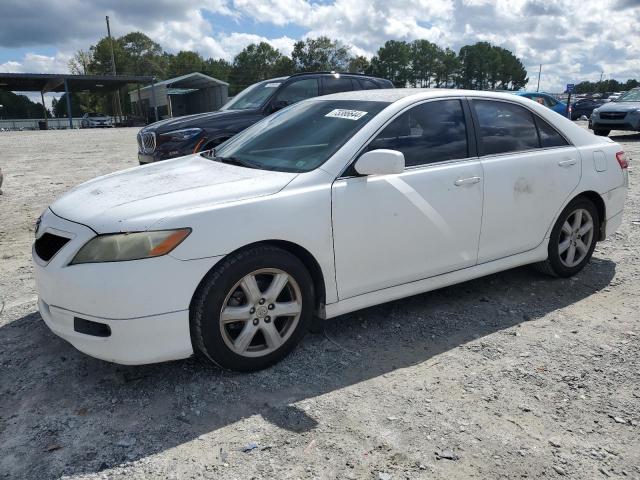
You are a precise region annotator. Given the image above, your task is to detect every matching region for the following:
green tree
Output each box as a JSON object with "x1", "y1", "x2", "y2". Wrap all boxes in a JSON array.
[
  {"x1": 229, "y1": 42, "x2": 289, "y2": 94},
  {"x1": 433, "y1": 48, "x2": 459, "y2": 87},
  {"x1": 368, "y1": 40, "x2": 411, "y2": 87},
  {"x1": 291, "y1": 36, "x2": 351, "y2": 72},
  {"x1": 409, "y1": 40, "x2": 441, "y2": 87},
  {"x1": 202, "y1": 58, "x2": 233, "y2": 81},
  {"x1": 167, "y1": 50, "x2": 205, "y2": 78},
  {"x1": 348, "y1": 55, "x2": 370, "y2": 73}
]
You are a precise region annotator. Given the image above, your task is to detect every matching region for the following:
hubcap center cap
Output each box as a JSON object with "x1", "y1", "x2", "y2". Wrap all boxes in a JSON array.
[{"x1": 255, "y1": 306, "x2": 268, "y2": 318}]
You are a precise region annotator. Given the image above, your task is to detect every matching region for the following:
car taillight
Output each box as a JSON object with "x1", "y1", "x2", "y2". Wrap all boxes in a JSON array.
[{"x1": 616, "y1": 151, "x2": 629, "y2": 169}]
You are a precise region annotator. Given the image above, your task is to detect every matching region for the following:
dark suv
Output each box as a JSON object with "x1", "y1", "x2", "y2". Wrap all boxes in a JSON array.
[{"x1": 137, "y1": 72, "x2": 393, "y2": 164}]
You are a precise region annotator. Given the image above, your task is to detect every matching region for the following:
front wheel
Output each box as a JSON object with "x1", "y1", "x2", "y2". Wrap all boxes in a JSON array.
[
  {"x1": 594, "y1": 129, "x2": 610, "y2": 136},
  {"x1": 534, "y1": 198, "x2": 599, "y2": 277},
  {"x1": 190, "y1": 245, "x2": 314, "y2": 371}
]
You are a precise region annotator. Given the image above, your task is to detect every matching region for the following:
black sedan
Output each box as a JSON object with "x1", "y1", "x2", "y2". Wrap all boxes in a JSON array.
[
  {"x1": 571, "y1": 98, "x2": 606, "y2": 120},
  {"x1": 137, "y1": 72, "x2": 393, "y2": 164}
]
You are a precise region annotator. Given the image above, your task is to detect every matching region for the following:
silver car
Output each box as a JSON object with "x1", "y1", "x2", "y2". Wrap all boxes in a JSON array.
[
  {"x1": 590, "y1": 88, "x2": 640, "y2": 136},
  {"x1": 80, "y1": 112, "x2": 113, "y2": 128}
]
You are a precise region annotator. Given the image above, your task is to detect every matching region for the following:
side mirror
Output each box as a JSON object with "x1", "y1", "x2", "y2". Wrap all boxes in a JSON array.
[
  {"x1": 271, "y1": 100, "x2": 289, "y2": 112},
  {"x1": 354, "y1": 149, "x2": 405, "y2": 176}
]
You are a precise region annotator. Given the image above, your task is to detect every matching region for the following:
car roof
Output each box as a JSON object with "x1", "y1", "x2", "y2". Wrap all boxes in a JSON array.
[{"x1": 315, "y1": 88, "x2": 549, "y2": 104}]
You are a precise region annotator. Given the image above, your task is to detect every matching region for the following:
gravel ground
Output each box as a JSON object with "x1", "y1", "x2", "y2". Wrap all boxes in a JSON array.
[{"x1": 0, "y1": 125, "x2": 638, "y2": 480}]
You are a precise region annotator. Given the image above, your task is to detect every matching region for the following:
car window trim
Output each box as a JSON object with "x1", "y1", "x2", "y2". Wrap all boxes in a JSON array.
[
  {"x1": 467, "y1": 97, "x2": 574, "y2": 157},
  {"x1": 336, "y1": 96, "x2": 478, "y2": 179}
]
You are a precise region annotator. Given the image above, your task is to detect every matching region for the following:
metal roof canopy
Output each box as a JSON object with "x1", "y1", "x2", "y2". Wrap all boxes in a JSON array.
[
  {"x1": 0, "y1": 72, "x2": 158, "y2": 127},
  {"x1": 137, "y1": 72, "x2": 228, "y2": 92},
  {"x1": 0, "y1": 72, "x2": 154, "y2": 93}
]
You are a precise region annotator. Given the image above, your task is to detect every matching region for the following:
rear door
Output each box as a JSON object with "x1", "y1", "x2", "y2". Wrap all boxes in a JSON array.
[{"x1": 471, "y1": 99, "x2": 581, "y2": 263}]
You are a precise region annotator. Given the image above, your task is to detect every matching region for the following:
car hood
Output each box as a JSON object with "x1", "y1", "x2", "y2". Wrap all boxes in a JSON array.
[
  {"x1": 597, "y1": 102, "x2": 640, "y2": 112},
  {"x1": 50, "y1": 155, "x2": 298, "y2": 233},
  {"x1": 142, "y1": 109, "x2": 260, "y2": 134}
]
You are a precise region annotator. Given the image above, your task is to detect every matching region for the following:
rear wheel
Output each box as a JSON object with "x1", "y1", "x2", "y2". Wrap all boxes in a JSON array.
[
  {"x1": 534, "y1": 198, "x2": 599, "y2": 277},
  {"x1": 594, "y1": 129, "x2": 610, "y2": 136},
  {"x1": 190, "y1": 245, "x2": 314, "y2": 371}
]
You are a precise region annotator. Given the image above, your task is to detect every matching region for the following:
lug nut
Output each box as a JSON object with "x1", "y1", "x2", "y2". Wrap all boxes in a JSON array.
[
  {"x1": 264, "y1": 316, "x2": 271, "y2": 323},
  {"x1": 259, "y1": 298, "x2": 265, "y2": 305},
  {"x1": 268, "y1": 304, "x2": 275, "y2": 310},
  {"x1": 250, "y1": 307, "x2": 256, "y2": 314},
  {"x1": 253, "y1": 318, "x2": 259, "y2": 325}
]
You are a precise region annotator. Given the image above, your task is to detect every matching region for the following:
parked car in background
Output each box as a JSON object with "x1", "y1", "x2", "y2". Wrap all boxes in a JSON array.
[
  {"x1": 34, "y1": 89, "x2": 628, "y2": 370},
  {"x1": 80, "y1": 113, "x2": 113, "y2": 128},
  {"x1": 516, "y1": 92, "x2": 570, "y2": 117},
  {"x1": 571, "y1": 98, "x2": 606, "y2": 120},
  {"x1": 590, "y1": 88, "x2": 640, "y2": 136},
  {"x1": 136, "y1": 72, "x2": 394, "y2": 164}
]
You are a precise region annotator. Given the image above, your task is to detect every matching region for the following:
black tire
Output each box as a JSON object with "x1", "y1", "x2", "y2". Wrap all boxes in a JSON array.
[
  {"x1": 190, "y1": 245, "x2": 314, "y2": 371},
  {"x1": 534, "y1": 197, "x2": 599, "y2": 277},
  {"x1": 594, "y1": 129, "x2": 610, "y2": 136}
]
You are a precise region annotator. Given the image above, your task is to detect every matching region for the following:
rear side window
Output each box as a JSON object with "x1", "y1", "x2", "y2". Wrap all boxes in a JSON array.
[
  {"x1": 323, "y1": 77, "x2": 354, "y2": 95},
  {"x1": 472, "y1": 100, "x2": 539, "y2": 155},
  {"x1": 368, "y1": 99, "x2": 468, "y2": 167},
  {"x1": 359, "y1": 79, "x2": 379, "y2": 90},
  {"x1": 535, "y1": 116, "x2": 569, "y2": 148}
]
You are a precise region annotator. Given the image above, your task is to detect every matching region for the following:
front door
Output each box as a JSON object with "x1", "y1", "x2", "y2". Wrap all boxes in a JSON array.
[{"x1": 331, "y1": 99, "x2": 484, "y2": 299}]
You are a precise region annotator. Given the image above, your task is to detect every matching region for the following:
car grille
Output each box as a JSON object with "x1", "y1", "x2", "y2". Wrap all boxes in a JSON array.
[
  {"x1": 600, "y1": 112, "x2": 627, "y2": 120},
  {"x1": 137, "y1": 131, "x2": 156, "y2": 154},
  {"x1": 34, "y1": 233, "x2": 70, "y2": 262}
]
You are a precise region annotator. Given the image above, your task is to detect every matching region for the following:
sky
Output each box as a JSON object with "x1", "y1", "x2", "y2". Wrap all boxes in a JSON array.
[{"x1": 1, "y1": 0, "x2": 639, "y2": 107}]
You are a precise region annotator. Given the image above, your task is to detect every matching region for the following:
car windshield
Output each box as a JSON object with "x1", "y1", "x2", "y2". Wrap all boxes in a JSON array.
[
  {"x1": 89, "y1": 113, "x2": 106, "y2": 117},
  {"x1": 615, "y1": 90, "x2": 640, "y2": 102},
  {"x1": 211, "y1": 100, "x2": 389, "y2": 173},
  {"x1": 221, "y1": 79, "x2": 285, "y2": 111}
]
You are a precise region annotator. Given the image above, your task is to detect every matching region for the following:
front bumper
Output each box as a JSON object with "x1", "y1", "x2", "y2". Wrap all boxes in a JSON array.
[
  {"x1": 38, "y1": 298, "x2": 192, "y2": 364},
  {"x1": 33, "y1": 208, "x2": 222, "y2": 364},
  {"x1": 591, "y1": 113, "x2": 640, "y2": 131}
]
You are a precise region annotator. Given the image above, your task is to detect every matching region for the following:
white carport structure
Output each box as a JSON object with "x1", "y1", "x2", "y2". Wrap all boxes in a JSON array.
[{"x1": 129, "y1": 72, "x2": 228, "y2": 122}]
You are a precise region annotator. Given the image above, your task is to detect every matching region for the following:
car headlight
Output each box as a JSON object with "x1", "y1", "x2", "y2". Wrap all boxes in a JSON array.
[
  {"x1": 159, "y1": 128, "x2": 202, "y2": 142},
  {"x1": 71, "y1": 229, "x2": 191, "y2": 264},
  {"x1": 592, "y1": 108, "x2": 599, "y2": 114}
]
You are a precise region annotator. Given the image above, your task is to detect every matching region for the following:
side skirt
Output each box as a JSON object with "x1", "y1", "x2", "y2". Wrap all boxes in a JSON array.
[{"x1": 324, "y1": 242, "x2": 549, "y2": 319}]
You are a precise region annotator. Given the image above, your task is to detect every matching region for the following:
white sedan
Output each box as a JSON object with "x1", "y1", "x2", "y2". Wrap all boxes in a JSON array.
[{"x1": 33, "y1": 89, "x2": 629, "y2": 371}]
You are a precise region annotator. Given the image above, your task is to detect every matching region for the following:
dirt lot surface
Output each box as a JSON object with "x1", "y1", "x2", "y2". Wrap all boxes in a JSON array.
[{"x1": 0, "y1": 125, "x2": 638, "y2": 480}]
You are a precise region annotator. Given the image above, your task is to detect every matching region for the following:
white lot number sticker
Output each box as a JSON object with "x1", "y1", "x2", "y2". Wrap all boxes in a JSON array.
[
  {"x1": 264, "y1": 82, "x2": 281, "y2": 88},
  {"x1": 325, "y1": 109, "x2": 368, "y2": 120}
]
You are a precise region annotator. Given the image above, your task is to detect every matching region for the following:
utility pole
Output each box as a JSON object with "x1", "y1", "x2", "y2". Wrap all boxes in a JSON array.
[
  {"x1": 536, "y1": 64, "x2": 542, "y2": 92},
  {"x1": 106, "y1": 15, "x2": 122, "y2": 125}
]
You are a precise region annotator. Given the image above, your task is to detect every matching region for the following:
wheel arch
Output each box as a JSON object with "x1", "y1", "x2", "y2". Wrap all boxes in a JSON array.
[
  {"x1": 190, "y1": 239, "x2": 327, "y2": 316},
  {"x1": 574, "y1": 191, "x2": 606, "y2": 240}
]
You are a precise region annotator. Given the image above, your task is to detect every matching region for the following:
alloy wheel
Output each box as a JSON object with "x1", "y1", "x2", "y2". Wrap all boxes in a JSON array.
[
  {"x1": 558, "y1": 208, "x2": 594, "y2": 268},
  {"x1": 219, "y1": 268, "x2": 302, "y2": 357}
]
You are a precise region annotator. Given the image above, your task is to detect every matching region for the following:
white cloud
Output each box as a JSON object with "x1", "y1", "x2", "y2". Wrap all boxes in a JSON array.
[{"x1": 0, "y1": 0, "x2": 639, "y2": 91}]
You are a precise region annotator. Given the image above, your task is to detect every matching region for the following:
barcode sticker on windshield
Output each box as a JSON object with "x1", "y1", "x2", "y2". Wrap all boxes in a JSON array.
[
  {"x1": 264, "y1": 82, "x2": 281, "y2": 88},
  {"x1": 325, "y1": 109, "x2": 368, "y2": 120}
]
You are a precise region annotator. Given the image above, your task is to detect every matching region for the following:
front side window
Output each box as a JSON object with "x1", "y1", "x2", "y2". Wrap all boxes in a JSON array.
[
  {"x1": 473, "y1": 100, "x2": 539, "y2": 155},
  {"x1": 212, "y1": 100, "x2": 389, "y2": 173},
  {"x1": 367, "y1": 99, "x2": 469, "y2": 167},
  {"x1": 272, "y1": 78, "x2": 319, "y2": 106},
  {"x1": 323, "y1": 77, "x2": 354, "y2": 95}
]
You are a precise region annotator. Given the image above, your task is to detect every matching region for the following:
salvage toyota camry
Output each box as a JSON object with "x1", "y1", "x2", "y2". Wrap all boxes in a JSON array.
[{"x1": 33, "y1": 89, "x2": 629, "y2": 371}]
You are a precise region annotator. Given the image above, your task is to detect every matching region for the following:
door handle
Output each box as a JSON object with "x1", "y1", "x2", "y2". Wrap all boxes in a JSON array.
[
  {"x1": 558, "y1": 158, "x2": 577, "y2": 167},
  {"x1": 454, "y1": 176, "x2": 481, "y2": 186}
]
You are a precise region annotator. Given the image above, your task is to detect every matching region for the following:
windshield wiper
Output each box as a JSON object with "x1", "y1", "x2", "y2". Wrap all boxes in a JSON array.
[{"x1": 214, "y1": 155, "x2": 260, "y2": 169}]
